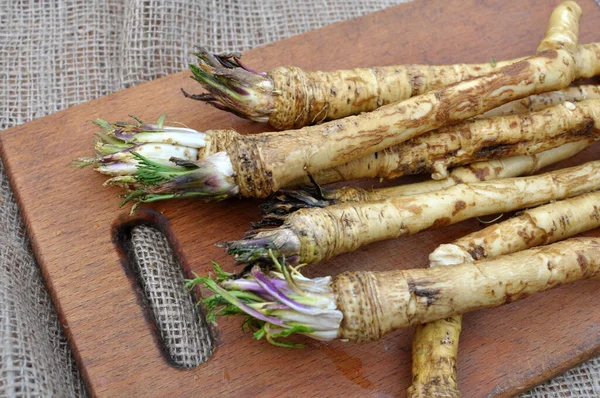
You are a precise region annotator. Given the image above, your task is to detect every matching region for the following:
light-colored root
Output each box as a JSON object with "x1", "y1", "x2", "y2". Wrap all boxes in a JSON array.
[
  {"x1": 319, "y1": 139, "x2": 595, "y2": 204},
  {"x1": 290, "y1": 160, "x2": 600, "y2": 264},
  {"x1": 304, "y1": 99, "x2": 600, "y2": 185},
  {"x1": 230, "y1": 159, "x2": 600, "y2": 266},
  {"x1": 256, "y1": 139, "x2": 592, "y2": 224},
  {"x1": 282, "y1": 85, "x2": 600, "y2": 187},
  {"x1": 408, "y1": 316, "x2": 463, "y2": 398},
  {"x1": 335, "y1": 237, "x2": 600, "y2": 342},
  {"x1": 231, "y1": 1, "x2": 583, "y2": 197},
  {"x1": 266, "y1": 43, "x2": 600, "y2": 130},
  {"x1": 431, "y1": 190, "x2": 600, "y2": 267},
  {"x1": 409, "y1": 190, "x2": 600, "y2": 396},
  {"x1": 482, "y1": 84, "x2": 600, "y2": 118}
]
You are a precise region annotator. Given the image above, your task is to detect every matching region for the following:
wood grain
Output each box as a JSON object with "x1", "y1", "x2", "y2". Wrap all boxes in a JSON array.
[{"x1": 1, "y1": 0, "x2": 600, "y2": 397}]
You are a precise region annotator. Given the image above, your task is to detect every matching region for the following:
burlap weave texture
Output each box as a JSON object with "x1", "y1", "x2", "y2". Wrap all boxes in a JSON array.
[
  {"x1": 1, "y1": 0, "x2": 599, "y2": 396},
  {"x1": 128, "y1": 225, "x2": 214, "y2": 367}
]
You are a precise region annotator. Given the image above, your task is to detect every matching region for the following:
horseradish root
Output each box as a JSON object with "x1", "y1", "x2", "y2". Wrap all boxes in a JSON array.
[
  {"x1": 225, "y1": 160, "x2": 600, "y2": 266},
  {"x1": 300, "y1": 99, "x2": 600, "y2": 186},
  {"x1": 272, "y1": 85, "x2": 600, "y2": 188},
  {"x1": 193, "y1": 238, "x2": 600, "y2": 345},
  {"x1": 259, "y1": 140, "x2": 593, "y2": 221},
  {"x1": 408, "y1": 315, "x2": 463, "y2": 398},
  {"x1": 408, "y1": 191, "x2": 600, "y2": 397},
  {"x1": 186, "y1": 43, "x2": 600, "y2": 130},
  {"x1": 79, "y1": 2, "x2": 587, "y2": 204},
  {"x1": 81, "y1": 94, "x2": 600, "y2": 205},
  {"x1": 482, "y1": 84, "x2": 600, "y2": 117},
  {"x1": 430, "y1": 191, "x2": 600, "y2": 267}
]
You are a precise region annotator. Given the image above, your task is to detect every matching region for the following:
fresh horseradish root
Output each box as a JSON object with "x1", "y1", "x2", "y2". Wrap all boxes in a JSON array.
[
  {"x1": 295, "y1": 98, "x2": 600, "y2": 187},
  {"x1": 481, "y1": 85, "x2": 600, "y2": 118},
  {"x1": 77, "y1": 2, "x2": 589, "y2": 204},
  {"x1": 259, "y1": 140, "x2": 593, "y2": 223},
  {"x1": 430, "y1": 191, "x2": 600, "y2": 266},
  {"x1": 190, "y1": 237, "x2": 600, "y2": 346},
  {"x1": 275, "y1": 86, "x2": 600, "y2": 188},
  {"x1": 408, "y1": 191, "x2": 600, "y2": 397},
  {"x1": 409, "y1": 316, "x2": 463, "y2": 398},
  {"x1": 224, "y1": 161, "x2": 600, "y2": 266},
  {"x1": 77, "y1": 93, "x2": 600, "y2": 206},
  {"x1": 185, "y1": 42, "x2": 600, "y2": 130}
]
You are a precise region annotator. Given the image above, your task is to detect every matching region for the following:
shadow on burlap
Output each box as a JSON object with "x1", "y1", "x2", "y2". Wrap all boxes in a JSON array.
[{"x1": 1, "y1": 0, "x2": 600, "y2": 396}]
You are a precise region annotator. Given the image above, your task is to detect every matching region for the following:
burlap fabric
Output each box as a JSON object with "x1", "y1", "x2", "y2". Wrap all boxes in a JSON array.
[
  {"x1": 128, "y1": 225, "x2": 214, "y2": 367},
  {"x1": 1, "y1": 0, "x2": 600, "y2": 396}
]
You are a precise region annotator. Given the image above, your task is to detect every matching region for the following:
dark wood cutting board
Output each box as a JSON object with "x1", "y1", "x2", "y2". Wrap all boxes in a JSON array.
[{"x1": 1, "y1": 0, "x2": 600, "y2": 396}]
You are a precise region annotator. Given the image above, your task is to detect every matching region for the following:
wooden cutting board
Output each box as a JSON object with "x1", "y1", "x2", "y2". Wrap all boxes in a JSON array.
[{"x1": 1, "y1": 0, "x2": 600, "y2": 396}]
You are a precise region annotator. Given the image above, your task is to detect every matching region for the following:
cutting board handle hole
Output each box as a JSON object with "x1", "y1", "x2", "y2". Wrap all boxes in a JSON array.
[{"x1": 115, "y1": 216, "x2": 215, "y2": 368}]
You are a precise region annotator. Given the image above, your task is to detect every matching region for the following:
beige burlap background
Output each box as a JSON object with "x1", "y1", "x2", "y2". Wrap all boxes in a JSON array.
[{"x1": 2, "y1": 0, "x2": 600, "y2": 396}]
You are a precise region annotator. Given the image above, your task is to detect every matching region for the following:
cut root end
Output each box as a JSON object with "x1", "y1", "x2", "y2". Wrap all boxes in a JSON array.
[
  {"x1": 187, "y1": 48, "x2": 274, "y2": 123},
  {"x1": 260, "y1": 188, "x2": 333, "y2": 219},
  {"x1": 222, "y1": 227, "x2": 302, "y2": 266}
]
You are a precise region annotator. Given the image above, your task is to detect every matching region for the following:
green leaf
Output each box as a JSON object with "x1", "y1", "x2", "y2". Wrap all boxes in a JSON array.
[
  {"x1": 184, "y1": 273, "x2": 203, "y2": 290},
  {"x1": 270, "y1": 324, "x2": 315, "y2": 339},
  {"x1": 129, "y1": 115, "x2": 144, "y2": 124},
  {"x1": 241, "y1": 317, "x2": 263, "y2": 334},
  {"x1": 70, "y1": 158, "x2": 96, "y2": 168},
  {"x1": 131, "y1": 151, "x2": 187, "y2": 185},
  {"x1": 253, "y1": 324, "x2": 266, "y2": 340},
  {"x1": 189, "y1": 64, "x2": 238, "y2": 99},
  {"x1": 156, "y1": 114, "x2": 166, "y2": 129},
  {"x1": 93, "y1": 132, "x2": 124, "y2": 146},
  {"x1": 229, "y1": 290, "x2": 264, "y2": 302},
  {"x1": 120, "y1": 190, "x2": 147, "y2": 207},
  {"x1": 266, "y1": 334, "x2": 305, "y2": 349},
  {"x1": 211, "y1": 261, "x2": 232, "y2": 282},
  {"x1": 93, "y1": 119, "x2": 113, "y2": 132}
]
